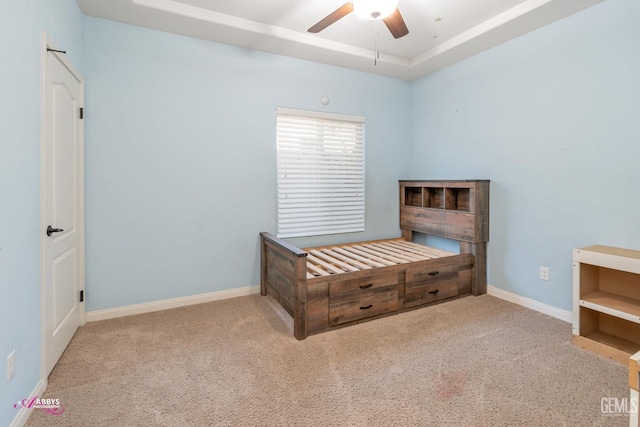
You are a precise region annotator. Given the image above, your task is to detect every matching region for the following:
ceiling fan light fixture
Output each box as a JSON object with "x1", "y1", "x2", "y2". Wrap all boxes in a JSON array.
[{"x1": 352, "y1": 0, "x2": 399, "y2": 20}]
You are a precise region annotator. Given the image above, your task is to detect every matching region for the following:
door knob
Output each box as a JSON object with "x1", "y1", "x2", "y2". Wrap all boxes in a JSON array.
[{"x1": 46, "y1": 225, "x2": 64, "y2": 237}]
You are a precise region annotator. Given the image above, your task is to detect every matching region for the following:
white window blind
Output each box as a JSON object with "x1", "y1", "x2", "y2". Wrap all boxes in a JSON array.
[{"x1": 277, "y1": 107, "x2": 365, "y2": 239}]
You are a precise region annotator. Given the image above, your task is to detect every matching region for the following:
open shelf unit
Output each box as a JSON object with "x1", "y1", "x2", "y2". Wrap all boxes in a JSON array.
[
  {"x1": 402, "y1": 185, "x2": 469, "y2": 211},
  {"x1": 403, "y1": 186, "x2": 423, "y2": 207},
  {"x1": 572, "y1": 245, "x2": 640, "y2": 364},
  {"x1": 424, "y1": 187, "x2": 445, "y2": 209}
]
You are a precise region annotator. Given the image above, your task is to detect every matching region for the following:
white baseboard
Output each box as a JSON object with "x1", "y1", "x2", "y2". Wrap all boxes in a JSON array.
[
  {"x1": 86, "y1": 285, "x2": 261, "y2": 322},
  {"x1": 10, "y1": 377, "x2": 47, "y2": 427},
  {"x1": 487, "y1": 285, "x2": 572, "y2": 323},
  {"x1": 87, "y1": 284, "x2": 572, "y2": 324}
]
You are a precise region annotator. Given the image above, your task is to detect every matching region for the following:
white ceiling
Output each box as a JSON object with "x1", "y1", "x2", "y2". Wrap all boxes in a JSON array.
[{"x1": 76, "y1": 0, "x2": 604, "y2": 80}]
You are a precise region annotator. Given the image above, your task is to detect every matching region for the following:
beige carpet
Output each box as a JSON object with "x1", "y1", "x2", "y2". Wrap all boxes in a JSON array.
[{"x1": 26, "y1": 294, "x2": 628, "y2": 426}]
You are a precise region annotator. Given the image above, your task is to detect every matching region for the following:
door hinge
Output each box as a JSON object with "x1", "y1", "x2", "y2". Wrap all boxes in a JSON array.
[
  {"x1": 80, "y1": 107, "x2": 84, "y2": 119},
  {"x1": 80, "y1": 290, "x2": 84, "y2": 302}
]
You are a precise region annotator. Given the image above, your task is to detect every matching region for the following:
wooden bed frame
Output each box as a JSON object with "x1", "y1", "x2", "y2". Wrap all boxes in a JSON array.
[{"x1": 260, "y1": 180, "x2": 489, "y2": 340}]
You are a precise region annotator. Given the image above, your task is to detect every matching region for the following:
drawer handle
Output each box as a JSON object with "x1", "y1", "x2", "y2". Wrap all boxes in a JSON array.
[
  {"x1": 359, "y1": 284, "x2": 373, "y2": 289},
  {"x1": 360, "y1": 304, "x2": 373, "y2": 310},
  {"x1": 428, "y1": 289, "x2": 439, "y2": 295},
  {"x1": 428, "y1": 271, "x2": 440, "y2": 276}
]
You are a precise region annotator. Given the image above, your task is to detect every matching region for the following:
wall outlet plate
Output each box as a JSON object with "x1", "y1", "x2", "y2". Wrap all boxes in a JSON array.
[
  {"x1": 7, "y1": 351, "x2": 15, "y2": 382},
  {"x1": 540, "y1": 266, "x2": 550, "y2": 281}
]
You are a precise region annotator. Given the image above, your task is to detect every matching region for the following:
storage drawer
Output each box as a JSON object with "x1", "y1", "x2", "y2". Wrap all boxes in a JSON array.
[
  {"x1": 329, "y1": 288, "x2": 398, "y2": 326},
  {"x1": 405, "y1": 258, "x2": 459, "y2": 287},
  {"x1": 404, "y1": 280, "x2": 459, "y2": 308},
  {"x1": 405, "y1": 258, "x2": 460, "y2": 308},
  {"x1": 329, "y1": 272, "x2": 398, "y2": 303}
]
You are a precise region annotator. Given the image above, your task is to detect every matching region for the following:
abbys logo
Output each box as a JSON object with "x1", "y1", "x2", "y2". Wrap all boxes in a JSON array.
[
  {"x1": 14, "y1": 396, "x2": 64, "y2": 415},
  {"x1": 601, "y1": 397, "x2": 638, "y2": 416}
]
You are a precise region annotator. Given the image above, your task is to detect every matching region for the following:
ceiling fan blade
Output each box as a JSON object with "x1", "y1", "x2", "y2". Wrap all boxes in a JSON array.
[
  {"x1": 383, "y1": 8, "x2": 409, "y2": 39},
  {"x1": 308, "y1": 2, "x2": 354, "y2": 33}
]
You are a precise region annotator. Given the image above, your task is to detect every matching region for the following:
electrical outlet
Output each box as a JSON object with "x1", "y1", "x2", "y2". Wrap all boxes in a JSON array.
[
  {"x1": 540, "y1": 266, "x2": 550, "y2": 281},
  {"x1": 7, "y1": 351, "x2": 15, "y2": 382}
]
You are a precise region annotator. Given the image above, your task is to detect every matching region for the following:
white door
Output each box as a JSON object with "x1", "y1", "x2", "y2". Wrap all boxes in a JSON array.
[{"x1": 42, "y1": 37, "x2": 84, "y2": 378}]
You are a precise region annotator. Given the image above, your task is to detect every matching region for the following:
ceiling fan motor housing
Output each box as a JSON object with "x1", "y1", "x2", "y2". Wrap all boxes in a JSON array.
[{"x1": 353, "y1": 0, "x2": 399, "y2": 20}]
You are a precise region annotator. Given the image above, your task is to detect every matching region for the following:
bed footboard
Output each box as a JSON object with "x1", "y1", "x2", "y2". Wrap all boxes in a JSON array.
[{"x1": 260, "y1": 232, "x2": 308, "y2": 340}]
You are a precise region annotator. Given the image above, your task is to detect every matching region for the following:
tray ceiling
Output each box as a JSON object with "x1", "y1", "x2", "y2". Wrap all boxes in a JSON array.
[{"x1": 76, "y1": 0, "x2": 605, "y2": 80}]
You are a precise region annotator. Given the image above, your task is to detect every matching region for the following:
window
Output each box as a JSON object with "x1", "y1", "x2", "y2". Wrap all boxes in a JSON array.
[{"x1": 276, "y1": 107, "x2": 365, "y2": 239}]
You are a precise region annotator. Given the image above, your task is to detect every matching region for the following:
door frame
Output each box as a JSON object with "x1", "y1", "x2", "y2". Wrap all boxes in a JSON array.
[{"x1": 40, "y1": 31, "x2": 86, "y2": 381}]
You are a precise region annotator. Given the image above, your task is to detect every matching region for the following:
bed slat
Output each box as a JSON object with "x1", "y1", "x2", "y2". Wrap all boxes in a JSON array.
[
  {"x1": 331, "y1": 247, "x2": 387, "y2": 268},
  {"x1": 320, "y1": 248, "x2": 373, "y2": 271},
  {"x1": 374, "y1": 241, "x2": 439, "y2": 259},
  {"x1": 365, "y1": 243, "x2": 425, "y2": 262},
  {"x1": 393, "y1": 240, "x2": 455, "y2": 257},
  {"x1": 308, "y1": 253, "x2": 350, "y2": 274},
  {"x1": 309, "y1": 250, "x2": 360, "y2": 272},
  {"x1": 341, "y1": 246, "x2": 397, "y2": 266},
  {"x1": 307, "y1": 262, "x2": 330, "y2": 277},
  {"x1": 353, "y1": 245, "x2": 410, "y2": 264}
]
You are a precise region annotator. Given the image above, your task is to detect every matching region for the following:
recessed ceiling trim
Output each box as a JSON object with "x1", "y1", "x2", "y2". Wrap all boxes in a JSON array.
[
  {"x1": 80, "y1": 0, "x2": 608, "y2": 80},
  {"x1": 411, "y1": 0, "x2": 604, "y2": 66},
  {"x1": 133, "y1": 0, "x2": 411, "y2": 67},
  {"x1": 412, "y1": 0, "x2": 554, "y2": 67},
  {"x1": 405, "y1": 0, "x2": 606, "y2": 79}
]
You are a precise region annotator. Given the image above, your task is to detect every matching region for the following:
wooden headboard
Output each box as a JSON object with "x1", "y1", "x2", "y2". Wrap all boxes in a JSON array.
[{"x1": 399, "y1": 180, "x2": 490, "y2": 293}]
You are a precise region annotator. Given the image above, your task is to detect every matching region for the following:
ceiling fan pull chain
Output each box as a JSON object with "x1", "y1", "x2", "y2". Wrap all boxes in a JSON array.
[
  {"x1": 374, "y1": 20, "x2": 380, "y2": 65},
  {"x1": 374, "y1": 35, "x2": 377, "y2": 65},
  {"x1": 377, "y1": 27, "x2": 380, "y2": 61}
]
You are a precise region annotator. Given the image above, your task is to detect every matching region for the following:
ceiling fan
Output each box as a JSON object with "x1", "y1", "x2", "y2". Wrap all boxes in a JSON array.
[{"x1": 308, "y1": 0, "x2": 409, "y2": 39}]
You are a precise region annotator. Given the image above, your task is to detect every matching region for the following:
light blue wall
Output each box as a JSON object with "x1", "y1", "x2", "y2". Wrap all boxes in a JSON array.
[
  {"x1": 4, "y1": 2, "x2": 635, "y2": 421},
  {"x1": 83, "y1": 18, "x2": 411, "y2": 311},
  {"x1": 409, "y1": 0, "x2": 640, "y2": 310},
  {"x1": 0, "y1": 1, "x2": 83, "y2": 425}
]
